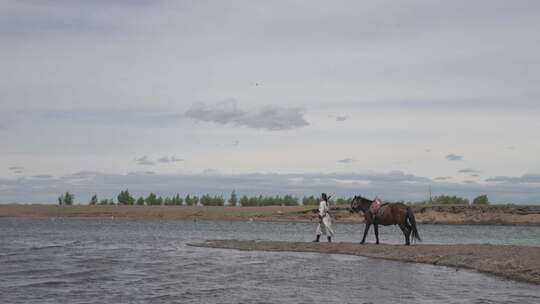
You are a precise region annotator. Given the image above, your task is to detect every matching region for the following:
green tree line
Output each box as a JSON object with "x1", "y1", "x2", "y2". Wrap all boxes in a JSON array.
[{"x1": 62, "y1": 190, "x2": 491, "y2": 206}]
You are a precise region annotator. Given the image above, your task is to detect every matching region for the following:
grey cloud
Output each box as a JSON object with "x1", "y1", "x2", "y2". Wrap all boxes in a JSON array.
[
  {"x1": 8, "y1": 166, "x2": 24, "y2": 174},
  {"x1": 135, "y1": 156, "x2": 183, "y2": 165},
  {"x1": 486, "y1": 174, "x2": 540, "y2": 183},
  {"x1": 2, "y1": 170, "x2": 433, "y2": 203},
  {"x1": 157, "y1": 156, "x2": 183, "y2": 163},
  {"x1": 216, "y1": 140, "x2": 240, "y2": 148},
  {"x1": 301, "y1": 171, "x2": 432, "y2": 184},
  {"x1": 458, "y1": 168, "x2": 481, "y2": 173},
  {"x1": 60, "y1": 171, "x2": 101, "y2": 183},
  {"x1": 135, "y1": 156, "x2": 155, "y2": 166},
  {"x1": 127, "y1": 171, "x2": 155, "y2": 175},
  {"x1": 446, "y1": 154, "x2": 463, "y2": 161},
  {"x1": 327, "y1": 114, "x2": 349, "y2": 121},
  {"x1": 2, "y1": 170, "x2": 540, "y2": 204},
  {"x1": 434, "y1": 176, "x2": 451, "y2": 181},
  {"x1": 0, "y1": 1, "x2": 160, "y2": 40},
  {"x1": 185, "y1": 101, "x2": 309, "y2": 131},
  {"x1": 31, "y1": 174, "x2": 54, "y2": 179},
  {"x1": 68, "y1": 171, "x2": 101, "y2": 179},
  {"x1": 393, "y1": 160, "x2": 413, "y2": 165},
  {"x1": 202, "y1": 169, "x2": 219, "y2": 175},
  {"x1": 336, "y1": 158, "x2": 355, "y2": 164},
  {"x1": 471, "y1": 174, "x2": 480, "y2": 178}
]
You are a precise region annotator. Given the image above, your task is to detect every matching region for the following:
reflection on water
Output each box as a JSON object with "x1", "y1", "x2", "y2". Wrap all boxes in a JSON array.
[{"x1": 0, "y1": 219, "x2": 539, "y2": 304}]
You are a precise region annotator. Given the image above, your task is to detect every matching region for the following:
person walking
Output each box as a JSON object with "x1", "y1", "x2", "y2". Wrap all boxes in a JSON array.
[{"x1": 313, "y1": 193, "x2": 334, "y2": 242}]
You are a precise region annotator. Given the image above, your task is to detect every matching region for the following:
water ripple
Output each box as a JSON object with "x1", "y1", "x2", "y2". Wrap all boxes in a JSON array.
[{"x1": 0, "y1": 218, "x2": 539, "y2": 304}]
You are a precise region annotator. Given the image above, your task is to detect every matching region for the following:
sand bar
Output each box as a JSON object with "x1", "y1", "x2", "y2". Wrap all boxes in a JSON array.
[{"x1": 191, "y1": 240, "x2": 540, "y2": 285}]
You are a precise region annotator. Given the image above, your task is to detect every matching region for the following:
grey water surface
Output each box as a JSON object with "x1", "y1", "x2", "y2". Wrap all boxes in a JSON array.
[{"x1": 1, "y1": 218, "x2": 539, "y2": 304}]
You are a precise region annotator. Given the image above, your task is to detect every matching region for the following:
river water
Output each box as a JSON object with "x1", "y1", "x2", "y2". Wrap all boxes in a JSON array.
[{"x1": 1, "y1": 218, "x2": 539, "y2": 304}]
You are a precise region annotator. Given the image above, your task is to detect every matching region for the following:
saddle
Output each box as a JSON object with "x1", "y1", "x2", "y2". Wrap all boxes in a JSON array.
[{"x1": 369, "y1": 198, "x2": 388, "y2": 219}]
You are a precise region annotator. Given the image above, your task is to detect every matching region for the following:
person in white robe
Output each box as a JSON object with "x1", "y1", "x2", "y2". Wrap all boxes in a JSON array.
[{"x1": 313, "y1": 193, "x2": 334, "y2": 242}]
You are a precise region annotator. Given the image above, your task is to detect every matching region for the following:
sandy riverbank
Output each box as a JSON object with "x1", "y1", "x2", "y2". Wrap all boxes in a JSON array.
[
  {"x1": 1, "y1": 204, "x2": 539, "y2": 225},
  {"x1": 190, "y1": 240, "x2": 540, "y2": 285}
]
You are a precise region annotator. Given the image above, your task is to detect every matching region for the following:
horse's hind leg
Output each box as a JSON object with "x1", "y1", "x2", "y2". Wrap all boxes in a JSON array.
[
  {"x1": 399, "y1": 224, "x2": 410, "y2": 245},
  {"x1": 404, "y1": 221, "x2": 413, "y2": 244},
  {"x1": 360, "y1": 223, "x2": 371, "y2": 244},
  {"x1": 374, "y1": 223, "x2": 380, "y2": 244}
]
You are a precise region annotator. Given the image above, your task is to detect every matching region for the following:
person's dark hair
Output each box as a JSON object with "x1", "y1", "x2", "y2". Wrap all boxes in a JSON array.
[{"x1": 321, "y1": 193, "x2": 328, "y2": 201}]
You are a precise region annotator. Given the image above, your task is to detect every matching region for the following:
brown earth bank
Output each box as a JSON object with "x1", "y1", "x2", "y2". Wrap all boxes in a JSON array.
[
  {"x1": 1, "y1": 204, "x2": 540, "y2": 225},
  {"x1": 190, "y1": 240, "x2": 540, "y2": 285}
]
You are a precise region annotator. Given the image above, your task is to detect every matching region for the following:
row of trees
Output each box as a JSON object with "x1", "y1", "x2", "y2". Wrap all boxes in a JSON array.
[
  {"x1": 58, "y1": 192, "x2": 74, "y2": 205},
  {"x1": 239, "y1": 194, "x2": 298, "y2": 206},
  {"x1": 59, "y1": 191, "x2": 491, "y2": 206},
  {"x1": 429, "y1": 194, "x2": 490, "y2": 205},
  {"x1": 302, "y1": 195, "x2": 351, "y2": 206}
]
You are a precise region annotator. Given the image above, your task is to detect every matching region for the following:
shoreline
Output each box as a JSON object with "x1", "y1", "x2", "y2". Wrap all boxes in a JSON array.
[
  {"x1": 1, "y1": 204, "x2": 539, "y2": 226},
  {"x1": 190, "y1": 240, "x2": 540, "y2": 285}
]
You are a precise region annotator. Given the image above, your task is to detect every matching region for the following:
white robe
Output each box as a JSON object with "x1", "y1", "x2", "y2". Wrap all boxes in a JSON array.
[{"x1": 315, "y1": 200, "x2": 334, "y2": 237}]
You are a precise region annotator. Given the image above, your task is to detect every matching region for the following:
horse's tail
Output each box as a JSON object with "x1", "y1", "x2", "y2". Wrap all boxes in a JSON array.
[{"x1": 406, "y1": 207, "x2": 421, "y2": 242}]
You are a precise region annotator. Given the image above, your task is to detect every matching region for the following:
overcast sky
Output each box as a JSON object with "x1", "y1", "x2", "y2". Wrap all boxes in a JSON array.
[{"x1": 1, "y1": 0, "x2": 539, "y2": 203}]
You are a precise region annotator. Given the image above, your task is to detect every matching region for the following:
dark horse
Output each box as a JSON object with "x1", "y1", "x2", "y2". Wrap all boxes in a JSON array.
[{"x1": 350, "y1": 196, "x2": 421, "y2": 245}]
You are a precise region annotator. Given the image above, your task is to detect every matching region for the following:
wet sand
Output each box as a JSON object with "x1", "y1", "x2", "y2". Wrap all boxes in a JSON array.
[
  {"x1": 191, "y1": 240, "x2": 540, "y2": 285},
  {"x1": 1, "y1": 204, "x2": 539, "y2": 225}
]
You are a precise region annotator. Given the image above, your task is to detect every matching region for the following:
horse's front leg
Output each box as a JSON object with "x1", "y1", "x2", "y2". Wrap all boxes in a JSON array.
[
  {"x1": 360, "y1": 223, "x2": 371, "y2": 244},
  {"x1": 374, "y1": 223, "x2": 379, "y2": 244}
]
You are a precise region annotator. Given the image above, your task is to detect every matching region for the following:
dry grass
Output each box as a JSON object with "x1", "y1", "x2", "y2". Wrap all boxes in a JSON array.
[{"x1": 1, "y1": 204, "x2": 539, "y2": 225}]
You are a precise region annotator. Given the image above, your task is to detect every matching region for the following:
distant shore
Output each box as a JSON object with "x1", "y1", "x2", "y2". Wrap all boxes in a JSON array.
[
  {"x1": 1, "y1": 204, "x2": 540, "y2": 225},
  {"x1": 191, "y1": 240, "x2": 540, "y2": 285}
]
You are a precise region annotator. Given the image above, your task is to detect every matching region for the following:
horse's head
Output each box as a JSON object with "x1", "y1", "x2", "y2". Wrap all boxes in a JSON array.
[
  {"x1": 349, "y1": 195, "x2": 372, "y2": 213},
  {"x1": 350, "y1": 196, "x2": 361, "y2": 213}
]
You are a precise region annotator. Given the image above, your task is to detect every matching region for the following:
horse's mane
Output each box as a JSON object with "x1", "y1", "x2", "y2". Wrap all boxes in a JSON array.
[{"x1": 354, "y1": 195, "x2": 373, "y2": 203}]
